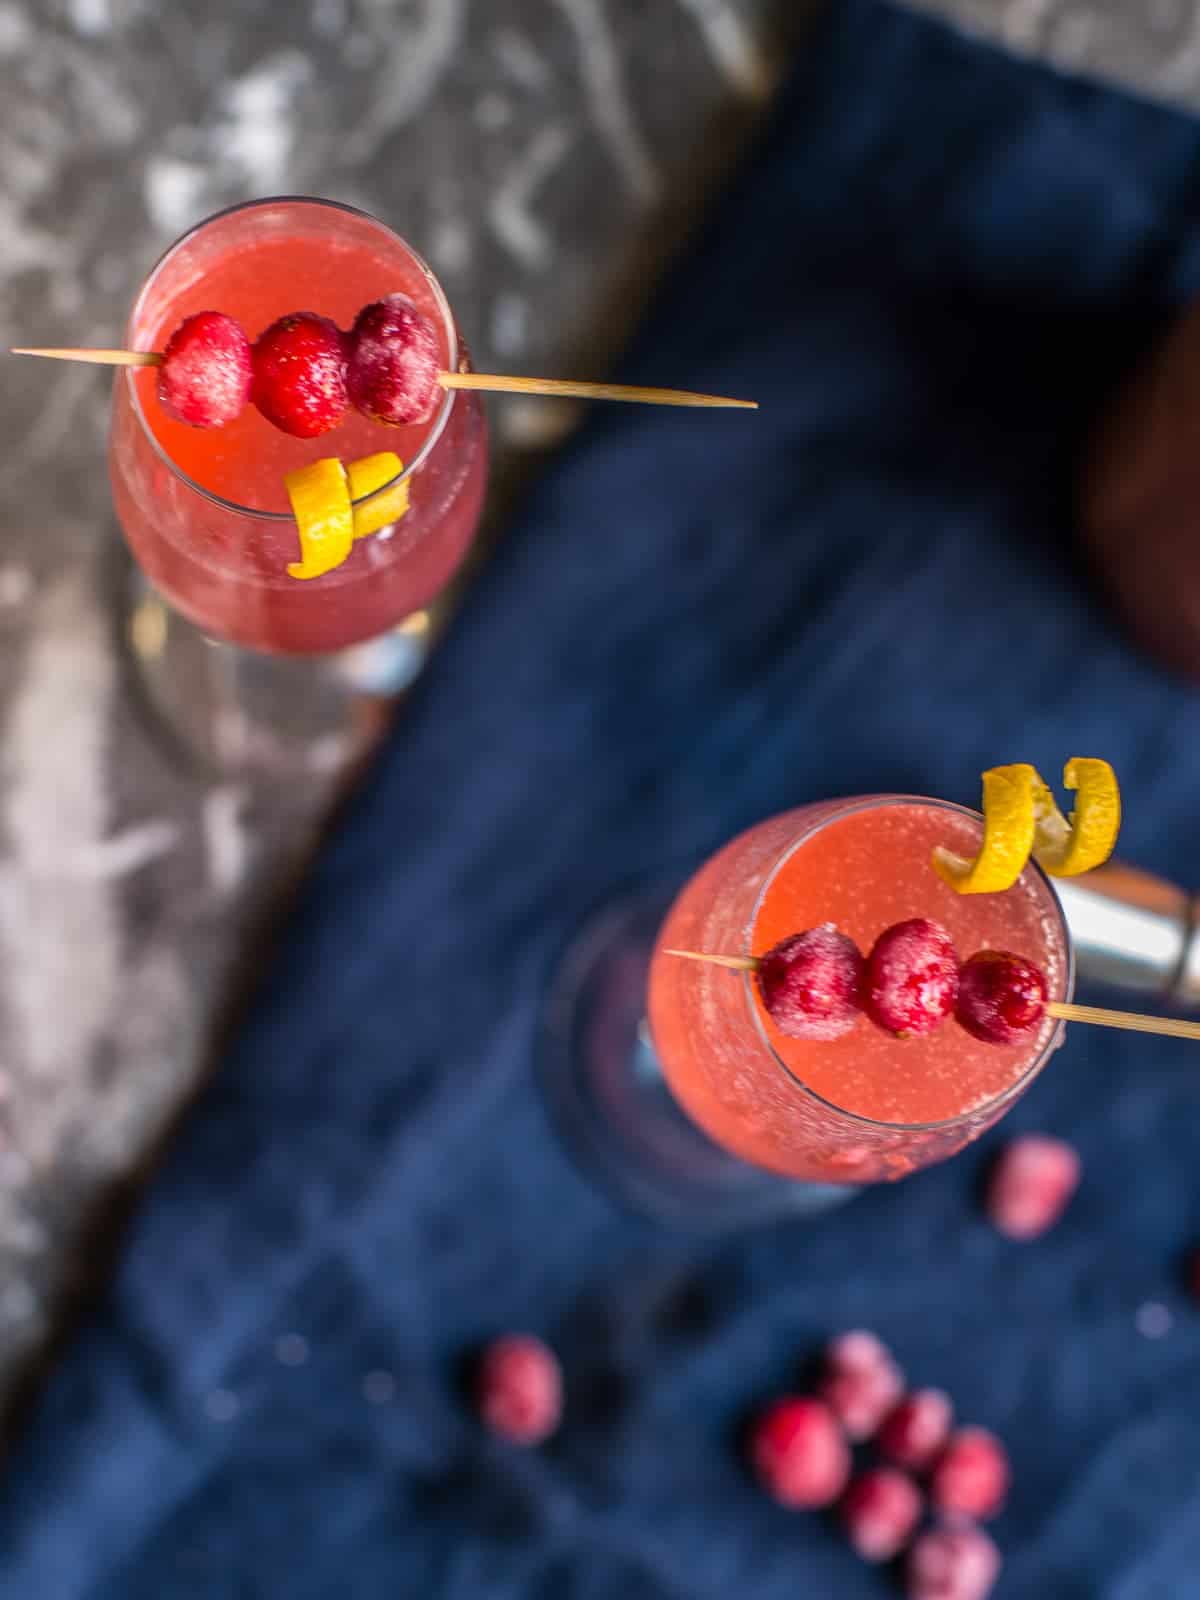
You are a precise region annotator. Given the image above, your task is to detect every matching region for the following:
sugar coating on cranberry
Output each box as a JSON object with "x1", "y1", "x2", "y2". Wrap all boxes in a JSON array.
[
  {"x1": 931, "y1": 1427, "x2": 1010, "y2": 1522},
  {"x1": 157, "y1": 311, "x2": 252, "y2": 429},
  {"x1": 346, "y1": 294, "x2": 441, "y2": 427},
  {"x1": 749, "y1": 1396, "x2": 851, "y2": 1509},
  {"x1": 879, "y1": 1388, "x2": 955, "y2": 1471},
  {"x1": 956, "y1": 949, "x2": 1047, "y2": 1044},
  {"x1": 818, "y1": 1329, "x2": 905, "y2": 1441},
  {"x1": 986, "y1": 1134, "x2": 1080, "y2": 1240},
  {"x1": 865, "y1": 919, "x2": 960, "y2": 1037},
  {"x1": 907, "y1": 1524, "x2": 1000, "y2": 1600},
  {"x1": 755, "y1": 925, "x2": 866, "y2": 1041},
  {"x1": 475, "y1": 1334, "x2": 563, "y2": 1445},
  {"x1": 841, "y1": 1467, "x2": 924, "y2": 1562},
  {"x1": 251, "y1": 312, "x2": 349, "y2": 438}
]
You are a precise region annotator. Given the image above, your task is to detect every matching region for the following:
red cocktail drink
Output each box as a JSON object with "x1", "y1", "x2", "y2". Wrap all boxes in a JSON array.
[
  {"x1": 649, "y1": 797, "x2": 1072, "y2": 1185},
  {"x1": 110, "y1": 198, "x2": 487, "y2": 654}
]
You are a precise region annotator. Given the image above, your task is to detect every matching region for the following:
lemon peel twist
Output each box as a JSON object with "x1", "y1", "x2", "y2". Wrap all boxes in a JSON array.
[
  {"x1": 284, "y1": 450, "x2": 409, "y2": 580},
  {"x1": 933, "y1": 759, "x2": 1120, "y2": 895}
]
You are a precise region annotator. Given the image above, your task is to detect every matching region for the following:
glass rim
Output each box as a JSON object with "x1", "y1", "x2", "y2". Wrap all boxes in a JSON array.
[
  {"x1": 124, "y1": 195, "x2": 461, "y2": 524},
  {"x1": 739, "y1": 793, "x2": 1077, "y2": 1134}
]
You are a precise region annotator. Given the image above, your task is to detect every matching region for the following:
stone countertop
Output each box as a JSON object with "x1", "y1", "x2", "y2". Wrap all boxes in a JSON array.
[{"x1": 0, "y1": 0, "x2": 1194, "y2": 1438}]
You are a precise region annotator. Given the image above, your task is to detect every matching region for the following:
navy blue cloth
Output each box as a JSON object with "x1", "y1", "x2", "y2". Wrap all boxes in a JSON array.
[{"x1": 8, "y1": 3, "x2": 1200, "y2": 1595}]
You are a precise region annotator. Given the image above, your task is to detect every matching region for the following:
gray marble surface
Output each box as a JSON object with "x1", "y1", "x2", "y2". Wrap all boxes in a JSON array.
[
  {"x1": 910, "y1": 0, "x2": 1200, "y2": 102},
  {"x1": 0, "y1": 0, "x2": 1193, "y2": 1437}
]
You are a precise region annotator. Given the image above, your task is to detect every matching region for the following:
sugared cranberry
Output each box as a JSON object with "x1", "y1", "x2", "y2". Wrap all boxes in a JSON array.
[
  {"x1": 931, "y1": 1428, "x2": 1010, "y2": 1522},
  {"x1": 251, "y1": 312, "x2": 349, "y2": 438},
  {"x1": 157, "y1": 311, "x2": 252, "y2": 428},
  {"x1": 986, "y1": 1134, "x2": 1080, "y2": 1240},
  {"x1": 749, "y1": 1396, "x2": 851, "y2": 1509},
  {"x1": 755, "y1": 925, "x2": 865, "y2": 1041},
  {"x1": 879, "y1": 1389, "x2": 954, "y2": 1471},
  {"x1": 865, "y1": 919, "x2": 959, "y2": 1037},
  {"x1": 841, "y1": 1468, "x2": 924, "y2": 1562},
  {"x1": 956, "y1": 950, "x2": 1047, "y2": 1043},
  {"x1": 817, "y1": 1330, "x2": 905, "y2": 1441},
  {"x1": 907, "y1": 1524, "x2": 1000, "y2": 1600},
  {"x1": 346, "y1": 294, "x2": 441, "y2": 426},
  {"x1": 475, "y1": 1334, "x2": 563, "y2": 1444}
]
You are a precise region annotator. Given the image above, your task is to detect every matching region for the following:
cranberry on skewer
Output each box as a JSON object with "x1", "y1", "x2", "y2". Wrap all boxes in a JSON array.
[{"x1": 157, "y1": 311, "x2": 252, "y2": 428}]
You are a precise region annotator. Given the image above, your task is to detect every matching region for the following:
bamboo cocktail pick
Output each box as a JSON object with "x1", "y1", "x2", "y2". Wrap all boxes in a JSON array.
[
  {"x1": 663, "y1": 949, "x2": 1200, "y2": 1043},
  {"x1": 9, "y1": 348, "x2": 758, "y2": 411}
]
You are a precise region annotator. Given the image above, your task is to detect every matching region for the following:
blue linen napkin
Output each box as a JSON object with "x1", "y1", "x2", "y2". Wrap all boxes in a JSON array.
[{"x1": 7, "y1": 2, "x2": 1200, "y2": 1595}]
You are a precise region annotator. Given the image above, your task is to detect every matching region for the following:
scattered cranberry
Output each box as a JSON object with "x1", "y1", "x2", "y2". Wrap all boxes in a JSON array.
[
  {"x1": 865, "y1": 919, "x2": 960, "y2": 1037},
  {"x1": 956, "y1": 950, "x2": 1047, "y2": 1043},
  {"x1": 1187, "y1": 1248, "x2": 1200, "y2": 1302},
  {"x1": 251, "y1": 312, "x2": 349, "y2": 438},
  {"x1": 907, "y1": 1524, "x2": 1000, "y2": 1600},
  {"x1": 755, "y1": 925, "x2": 866, "y2": 1040},
  {"x1": 879, "y1": 1388, "x2": 955, "y2": 1471},
  {"x1": 817, "y1": 1330, "x2": 905, "y2": 1441},
  {"x1": 986, "y1": 1134, "x2": 1080, "y2": 1240},
  {"x1": 841, "y1": 1467, "x2": 924, "y2": 1562},
  {"x1": 157, "y1": 311, "x2": 252, "y2": 428},
  {"x1": 749, "y1": 1396, "x2": 851, "y2": 1509},
  {"x1": 931, "y1": 1427, "x2": 1010, "y2": 1522},
  {"x1": 346, "y1": 294, "x2": 441, "y2": 426},
  {"x1": 475, "y1": 1334, "x2": 563, "y2": 1445}
]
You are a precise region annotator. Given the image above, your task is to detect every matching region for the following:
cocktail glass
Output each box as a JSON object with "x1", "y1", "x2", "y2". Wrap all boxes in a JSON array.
[
  {"x1": 539, "y1": 795, "x2": 1074, "y2": 1229},
  {"x1": 108, "y1": 196, "x2": 488, "y2": 773}
]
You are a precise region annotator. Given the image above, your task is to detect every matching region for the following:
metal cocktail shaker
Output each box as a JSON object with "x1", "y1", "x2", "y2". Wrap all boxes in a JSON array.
[{"x1": 1056, "y1": 861, "x2": 1200, "y2": 1007}]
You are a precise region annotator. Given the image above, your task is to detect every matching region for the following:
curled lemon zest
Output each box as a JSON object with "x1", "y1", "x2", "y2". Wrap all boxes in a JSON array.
[
  {"x1": 933, "y1": 758, "x2": 1121, "y2": 894},
  {"x1": 285, "y1": 458, "x2": 353, "y2": 581},
  {"x1": 348, "y1": 451, "x2": 409, "y2": 540},
  {"x1": 285, "y1": 451, "x2": 411, "y2": 580},
  {"x1": 1033, "y1": 758, "x2": 1121, "y2": 877},
  {"x1": 932, "y1": 763, "x2": 1040, "y2": 894}
]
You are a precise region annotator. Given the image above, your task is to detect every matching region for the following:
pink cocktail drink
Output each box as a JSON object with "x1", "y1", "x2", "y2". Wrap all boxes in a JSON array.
[
  {"x1": 109, "y1": 199, "x2": 488, "y2": 654},
  {"x1": 648, "y1": 797, "x2": 1072, "y2": 1185}
]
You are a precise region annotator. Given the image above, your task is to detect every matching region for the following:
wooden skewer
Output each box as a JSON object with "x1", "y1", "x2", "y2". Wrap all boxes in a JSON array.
[
  {"x1": 663, "y1": 948, "x2": 758, "y2": 972},
  {"x1": 1044, "y1": 1001, "x2": 1200, "y2": 1041},
  {"x1": 11, "y1": 347, "x2": 162, "y2": 366},
  {"x1": 9, "y1": 347, "x2": 757, "y2": 410},
  {"x1": 436, "y1": 373, "x2": 756, "y2": 409},
  {"x1": 664, "y1": 949, "x2": 1200, "y2": 1043}
]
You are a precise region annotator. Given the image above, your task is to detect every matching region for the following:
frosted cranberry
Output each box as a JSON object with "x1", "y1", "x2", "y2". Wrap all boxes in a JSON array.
[
  {"x1": 841, "y1": 1468, "x2": 923, "y2": 1562},
  {"x1": 986, "y1": 1134, "x2": 1080, "y2": 1240},
  {"x1": 931, "y1": 1428, "x2": 1010, "y2": 1522},
  {"x1": 476, "y1": 1334, "x2": 563, "y2": 1444},
  {"x1": 157, "y1": 311, "x2": 252, "y2": 428},
  {"x1": 755, "y1": 925, "x2": 866, "y2": 1040},
  {"x1": 817, "y1": 1330, "x2": 905, "y2": 1441},
  {"x1": 865, "y1": 919, "x2": 959, "y2": 1036},
  {"x1": 907, "y1": 1524, "x2": 1000, "y2": 1600},
  {"x1": 879, "y1": 1389, "x2": 955, "y2": 1471},
  {"x1": 749, "y1": 1396, "x2": 851, "y2": 1509},
  {"x1": 346, "y1": 294, "x2": 441, "y2": 426},
  {"x1": 956, "y1": 949, "x2": 1047, "y2": 1043},
  {"x1": 251, "y1": 312, "x2": 349, "y2": 438}
]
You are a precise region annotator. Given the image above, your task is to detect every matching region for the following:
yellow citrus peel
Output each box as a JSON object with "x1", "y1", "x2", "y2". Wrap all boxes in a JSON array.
[
  {"x1": 348, "y1": 451, "x2": 409, "y2": 540},
  {"x1": 284, "y1": 451, "x2": 409, "y2": 580},
  {"x1": 1031, "y1": 757, "x2": 1121, "y2": 878},
  {"x1": 285, "y1": 458, "x2": 353, "y2": 580},
  {"x1": 932, "y1": 764, "x2": 1041, "y2": 894},
  {"x1": 932, "y1": 758, "x2": 1120, "y2": 894}
]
